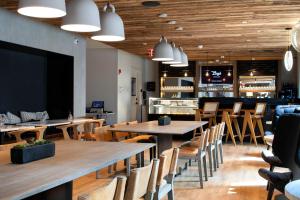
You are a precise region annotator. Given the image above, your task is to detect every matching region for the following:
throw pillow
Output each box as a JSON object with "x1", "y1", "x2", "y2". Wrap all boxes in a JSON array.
[
  {"x1": 0, "y1": 114, "x2": 9, "y2": 124},
  {"x1": 6, "y1": 112, "x2": 21, "y2": 124},
  {"x1": 36, "y1": 111, "x2": 50, "y2": 121},
  {"x1": 20, "y1": 111, "x2": 37, "y2": 122}
]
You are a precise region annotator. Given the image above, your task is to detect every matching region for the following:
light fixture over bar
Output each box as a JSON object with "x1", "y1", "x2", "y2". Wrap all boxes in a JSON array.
[
  {"x1": 162, "y1": 42, "x2": 182, "y2": 64},
  {"x1": 61, "y1": 0, "x2": 101, "y2": 33},
  {"x1": 152, "y1": 36, "x2": 174, "y2": 61},
  {"x1": 91, "y1": 3, "x2": 125, "y2": 42},
  {"x1": 18, "y1": 0, "x2": 66, "y2": 18},
  {"x1": 170, "y1": 47, "x2": 188, "y2": 67}
]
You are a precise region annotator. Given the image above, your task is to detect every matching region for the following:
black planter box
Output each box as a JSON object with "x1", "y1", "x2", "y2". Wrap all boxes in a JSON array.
[
  {"x1": 158, "y1": 116, "x2": 171, "y2": 126},
  {"x1": 11, "y1": 142, "x2": 55, "y2": 164}
]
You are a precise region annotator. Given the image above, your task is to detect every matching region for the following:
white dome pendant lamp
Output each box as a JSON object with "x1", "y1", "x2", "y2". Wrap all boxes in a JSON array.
[
  {"x1": 91, "y1": 3, "x2": 125, "y2": 42},
  {"x1": 284, "y1": 46, "x2": 293, "y2": 71},
  {"x1": 61, "y1": 0, "x2": 101, "y2": 33},
  {"x1": 284, "y1": 28, "x2": 293, "y2": 71},
  {"x1": 152, "y1": 36, "x2": 174, "y2": 61},
  {"x1": 18, "y1": 0, "x2": 66, "y2": 18},
  {"x1": 162, "y1": 42, "x2": 182, "y2": 64},
  {"x1": 171, "y1": 47, "x2": 188, "y2": 67}
]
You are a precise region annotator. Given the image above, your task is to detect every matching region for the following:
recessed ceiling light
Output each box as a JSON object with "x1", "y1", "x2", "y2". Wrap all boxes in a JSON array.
[
  {"x1": 142, "y1": 1, "x2": 160, "y2": 8},
  {"x1": 167, "y1": 20, "x2": 177, "y2": 25},
  {"x1": 198, "y1": 45, "x2": 204, "y2": 49},
  {"x1": 221, "y1": 55, "x2": 225, "y2": 59},
  {"x1": 246, "y1": 39, "x2": 251, "y2": 42},
  {"x1": 216, "y1": 59, "x2": 220, "y2": 63},
  {"x1": 158, "y1": 13, "x2": 168, "y2": 18},
  {"x1": 175, "y1": 26, "x2": 183, "y2": 31},
  {"x1": 252, "y1": 57, "x2": 256, "y2": 61},
  {"x1": 242, "y1": 21, "x2": 248, "y2": 24},
  {"x1": 142, "y1": 42, "x2": 147, "y2": 46}
]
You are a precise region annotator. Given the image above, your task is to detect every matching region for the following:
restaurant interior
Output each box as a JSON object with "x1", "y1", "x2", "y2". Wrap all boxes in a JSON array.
[{"x1": 0, "y1": 0, "x2": 300, "y2": 200}]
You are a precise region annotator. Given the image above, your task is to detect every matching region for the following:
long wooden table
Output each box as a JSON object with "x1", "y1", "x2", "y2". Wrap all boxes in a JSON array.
[
  {"x1": 109, "y1": 120, "x2": 207, "y2": 155},
  {"x1": 0, "y1": 140, "x2": 155, "y2": 200}
]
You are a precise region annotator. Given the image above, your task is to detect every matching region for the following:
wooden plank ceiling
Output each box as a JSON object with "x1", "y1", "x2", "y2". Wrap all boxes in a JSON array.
[{"x1": 1, "y1": 0, "x2": 300, "y2": 61}]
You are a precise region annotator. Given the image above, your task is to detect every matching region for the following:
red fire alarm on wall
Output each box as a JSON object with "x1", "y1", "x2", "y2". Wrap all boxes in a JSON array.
[
  {"x1": 147, "y1": 48, "x2": 154, "y2": 57},
  {"x1": 118, "y1": 69, "x2": 122, "y2": 75}
]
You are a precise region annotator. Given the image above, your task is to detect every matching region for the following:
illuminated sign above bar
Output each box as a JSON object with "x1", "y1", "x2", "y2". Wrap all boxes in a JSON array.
[{"x1": 201, "y1": 66, "x2": 233, "y2": 84}]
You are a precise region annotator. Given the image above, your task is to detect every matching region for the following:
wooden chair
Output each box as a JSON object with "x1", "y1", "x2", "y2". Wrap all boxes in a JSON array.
[
  {"x1": 195, "y1": 102, "x2": 219, "y2": 131},
  {"x1": 78, "y1": 176, "x2": 127, "y2": 200},
  {"x1": 124, "y1": 159, "x2": 160, "y2": 200},
  {"x1": 242, "y1": 103, "x2": 267, "y2": 146},
  {"x1": 8, "y1": 126, "x2": 47, "y2": 142},
  {"x1": 206, "y1": 126, "x2": 217, "y2": 176},
  {"x1": 112, "y1": 122, "x2": 129, "y2": 141},
  {"x1": 155, "y1": 148, "x2": 179, "y2": 200},
  {"x1": 0, "y1": 140, "x2": 27, "y2": 151},
  {"x1": 80, "y1": 119, "x2": 105, "y2": 141},
  {"x1": 179, "y1": 129, "x2": 209, "y2": 188},
  {"x1": 225, "y1": 102, "x2": 243, "y2": 144},
  {"x1": 93, "y1": 126, "x2": 114, "y2": 142},
  {"x1": 215, "y1": 122, "x2": 225, "y2": 168}
]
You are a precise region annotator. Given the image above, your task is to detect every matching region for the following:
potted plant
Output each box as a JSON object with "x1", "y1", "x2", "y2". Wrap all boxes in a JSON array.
[{"x1": 11, "y1": 139, "x2": 55, "y2": 164}]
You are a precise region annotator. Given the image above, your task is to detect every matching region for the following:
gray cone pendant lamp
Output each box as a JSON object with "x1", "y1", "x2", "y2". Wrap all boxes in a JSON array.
[
  {"x1": 91, "y1": 3, "x2": 125, "y2": 42},
  {"x1": 171, "y1": 47, "x2": 189, "y2": 67},
  {"x1": 18, "y1": 0, "x2": 66, "y2": 18},
  {"x1": 163, "y1": 42, "x2": 182, "y2": 64},
  {"x1": 152, "y1": 36, "x2": 174, "y2": 61},
  {"x1": 61, "y1": 0, "x2": 101, "y2": 33}
]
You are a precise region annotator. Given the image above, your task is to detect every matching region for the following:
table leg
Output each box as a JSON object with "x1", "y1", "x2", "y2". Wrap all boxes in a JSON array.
[
  {"x1": 0, "y1": 132, "x2": 4, "y2": 144},
  {"x1": 157, "y1": 134, "x2": 173, "y2": 156}
]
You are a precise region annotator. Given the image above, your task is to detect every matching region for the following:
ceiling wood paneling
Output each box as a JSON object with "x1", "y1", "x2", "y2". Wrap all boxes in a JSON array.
[{"x1": 1, "y1": 0, "x2": 300, "y2": 61}]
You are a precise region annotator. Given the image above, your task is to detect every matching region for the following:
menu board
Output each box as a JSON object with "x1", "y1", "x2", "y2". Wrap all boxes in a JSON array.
[{"x1": 201, "y1": 66, "x2": 233, "y2": 84}]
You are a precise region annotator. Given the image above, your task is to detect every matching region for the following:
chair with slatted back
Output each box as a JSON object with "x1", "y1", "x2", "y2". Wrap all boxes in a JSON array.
[
  {"x1": 195, "y1": 102, "x2": 219, "y2": 130},
  {"x1": 155, "y1": 148, "x2": 179, "y2": 200},
  {"x1": 225, "y1": 102, "x2": 243, "y2": 144},
  {"x1": 124, "y1": 159, "x2": 160, "y2": 200},
  {"x1": 112, "y1": 122, "x2": 129, "y2": 141},
  {"x1": 206, "y1": 126, "x2": 217, "y2": 176},
  {"x1": 179, "y1": 129, "x2": 209, "y2": 188},
  {"x1": 78, "y1": 176, "x2": 127, "y2": 200},
  {"x1": 242, "y1": 102, "x2": 267, "y2": 145},
  {"x1": 80, "y1": 119, "x2": 105, "y2": 141},
  {"x1": 215, "y1": 122, "x2": 226, "y2": 166},
  {"x1": 0, "y1": 140, "x2": 27, "y2": 151}
]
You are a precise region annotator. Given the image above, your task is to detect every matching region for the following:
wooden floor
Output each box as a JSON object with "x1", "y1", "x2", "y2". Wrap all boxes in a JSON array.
[{"x1": 73, "y1": 143, "x2": 278, "y2": 200}]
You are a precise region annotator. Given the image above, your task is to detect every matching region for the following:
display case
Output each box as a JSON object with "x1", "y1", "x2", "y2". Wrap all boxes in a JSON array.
[
  {"x1": 148, "y1": 98, "x2": 198, "y2": 115},
  {"x1": 239, "y1": 76, "x2": 276, "y2": 98}
]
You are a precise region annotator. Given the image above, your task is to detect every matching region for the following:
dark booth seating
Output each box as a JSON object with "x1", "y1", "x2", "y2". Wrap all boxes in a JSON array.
[{"x1": 258, "y1": 114, "x2": 300, "y2": 200}]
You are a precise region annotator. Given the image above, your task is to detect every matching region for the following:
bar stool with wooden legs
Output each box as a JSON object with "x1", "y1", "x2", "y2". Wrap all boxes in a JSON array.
[
  {"x1": 195, "y1": 102, "x2": 219, "y2": 132},
  {"x1": 225, "y1": 102, "x2": 243, "y2": 144},
  {"x1": 179, "y1": 129, "x2": 209, "y2": 188},
  {"x1": 241, "y1": 102, "x2": 267, "y2": 146}
]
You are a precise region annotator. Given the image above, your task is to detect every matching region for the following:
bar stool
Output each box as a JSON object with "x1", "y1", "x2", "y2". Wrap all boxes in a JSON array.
[
  {"x1": 241, "y1": 102, "x2": 267, "y2": 145},
  {"x1": 225, "y1": 102, "x2": 243, "y2": 144},
  {"x1": 195, "y1": 102, "x2": 219, "y2": 132}
]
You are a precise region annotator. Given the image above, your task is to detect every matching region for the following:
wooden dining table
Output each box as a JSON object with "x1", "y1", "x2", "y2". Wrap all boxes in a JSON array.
[
  {"x1": 109, "y1": 120, "x2": 207, "y2": 155},
  {"x1": 0, "y1": 140, "x2": 154, "y2": 200}
]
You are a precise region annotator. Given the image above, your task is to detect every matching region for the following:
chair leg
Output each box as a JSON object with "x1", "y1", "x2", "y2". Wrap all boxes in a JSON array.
[
  {"x1": 267, "y1": 183, "x2": 275, "y2": 200},
  {"x1": 215, "y1": 143, "x2": 219, "y2": 168},
  {"x1": 189, "y1": 159, "x2": 192, "y2": 166},
  {"x1": 197, "y1": 155, "x2": 204, "y2": 189},
  {"x1": 219, "y1": 143, "x2": 224, "y2": 164},
  {"x1": 167, "y1": 188, "x2": 175, "y2": 200},
  {"x1": 203, "y1": 155, "x2": 208, "y2": 181},
  {"x1": 213, "y1": 148, "x2": 217, "y2": 172},
  {"x1": 208, "y1": 148, "x2": 213, "y2": 177}
]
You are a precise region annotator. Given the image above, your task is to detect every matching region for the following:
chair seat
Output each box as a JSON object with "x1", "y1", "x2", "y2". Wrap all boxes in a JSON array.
[
  {"x1": 200, "y1": 114, "x2": 215, "y2": 119},
  {"x1": 261, "y1": 150, "x2": 283, "y2": 167},
  {"x1": 179, "y1": 146, "x2": 199, "y2": 158},
  {"x1": 258, "y1": 169, "x2": 292, "y2": 193},
  {"x1": 230, "y1": 114, "x2": 240, "y2": 118},
  {"x1": 251, "y1": 115, "x2": 264, "y2": 119}
]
